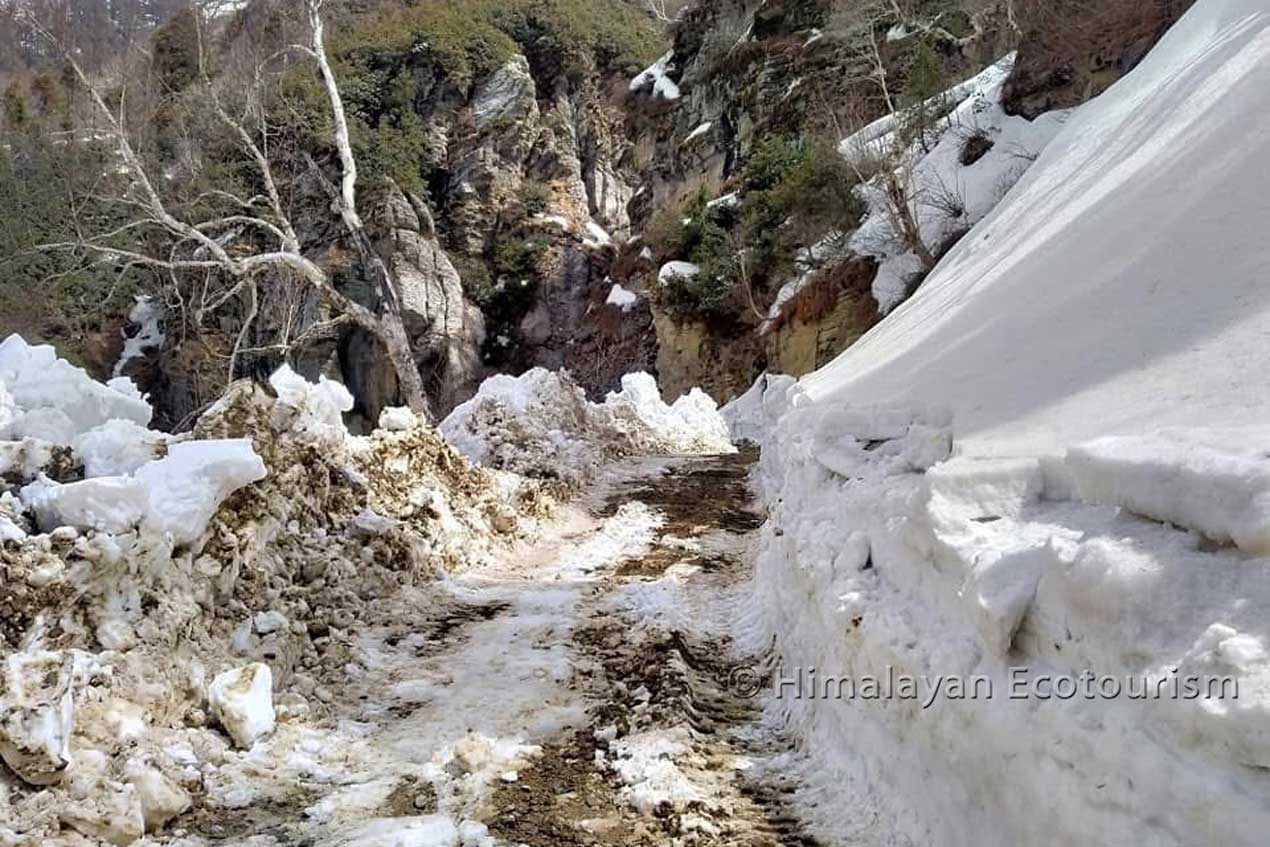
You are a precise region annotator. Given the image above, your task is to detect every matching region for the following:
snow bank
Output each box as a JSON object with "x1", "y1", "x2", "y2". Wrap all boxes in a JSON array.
[
  {"x1": 744, "y1": 3, "x2": 1270, "y2": 843},
  {"x1": 440, "y1": 369, "x2": 734, "y2": 485},
  {"x1": 743, "y1": 400, "x2": 1270, "y2": 846},
  {"x1": 1067, "y1": 430, "x2": 1270, "y2": 554}
]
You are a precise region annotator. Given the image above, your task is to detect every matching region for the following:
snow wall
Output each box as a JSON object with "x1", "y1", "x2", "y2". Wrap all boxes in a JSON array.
[{"x1": 740, "y1": 2, "x2": 1270, "y2": 844}]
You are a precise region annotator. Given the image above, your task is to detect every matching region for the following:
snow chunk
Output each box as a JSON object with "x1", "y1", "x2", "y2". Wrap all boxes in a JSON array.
[
  {"x1": 630, "y1": 52, "x2": 681, "y2": 101},
  {"x1": 1067, "y1": 430, "x2": 1270, "y2": 553},
  {"x1": 21, "y1": 475, "x2": 149, "y2": 536},
  {"x1": 0, "y1": 647, "x2": 75, "y2": 785},
  {"x1": 0, "y1": 334, "x2": 152, "y2": 443},
  {"x1": 134, "y1": 439, "x2": 267, "y2": 545},
  {"x1": 269, "y1": 364, "x2": 353, "y2": 446},
  {"x1": 377, "y1": 406, "x2": 418, "y2": 432},
  {"x1": 72, "y1": 419, "x2": 168, "y2": 478},
  {"x1": 606, "y1": 283, "x2": 639, "y2": 311},
  {"x1": 657, "y1": 261, "x2": 699, "y2": 287},
  {"x1": 208, "y1": 663, "x2": 275, "y2": 750}
]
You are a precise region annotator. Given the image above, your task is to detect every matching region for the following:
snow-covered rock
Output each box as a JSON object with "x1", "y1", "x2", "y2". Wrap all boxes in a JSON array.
[
  {"x1": 113, "y1": 296, "x2": 164, "y2": 379},
  {"x1": 841, "y1": 55, "x2": 1069, "y2": 314},
  {"x1": 630, "y1": 52, "x2": 681, "y2": 101},
  {"x1": 208, "y1": 663, "x2": 275, "y2": 750},
  {"x1": 606, "y1": 283, "x2": 639, "y2": 311},
  {"x1": 657, "y1": 261, "x2": 699, "y2": 287}
]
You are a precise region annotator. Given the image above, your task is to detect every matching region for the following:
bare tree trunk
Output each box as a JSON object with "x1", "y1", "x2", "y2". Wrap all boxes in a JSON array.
[{"x1": 305, "y1": 0, "x2": 431, "y2": 420}]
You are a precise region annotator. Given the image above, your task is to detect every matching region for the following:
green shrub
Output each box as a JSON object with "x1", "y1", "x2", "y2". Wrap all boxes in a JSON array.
[
  {"x1": 518, "y1": 181, "x2": 553, "y2": 216},
  {"x1": 652, "y1": 135, "x2": 864, "y2": 319}
]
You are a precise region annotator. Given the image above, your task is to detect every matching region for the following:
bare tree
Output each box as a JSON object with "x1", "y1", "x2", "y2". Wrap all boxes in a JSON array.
[{"x1": 19, "y1": 0, "x2": 434, "y2": 419}]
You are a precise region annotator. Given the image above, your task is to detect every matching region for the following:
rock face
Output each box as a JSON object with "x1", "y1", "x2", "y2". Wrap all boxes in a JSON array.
[
  {"x1": 1003, "y1": 0, "x2": 1198, "y2": 118},
  {"x1": 367, "y1": 187, "x2": 487, "y2": 417}
]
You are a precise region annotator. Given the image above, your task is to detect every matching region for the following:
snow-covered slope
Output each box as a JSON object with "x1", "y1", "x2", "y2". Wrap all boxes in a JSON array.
[
  {"x1": 742, "y1": 3, "x2": 1270, "y2": 845},
  {"x1": 802, "y1": 0, "x2": 1270, "y2": 456}
]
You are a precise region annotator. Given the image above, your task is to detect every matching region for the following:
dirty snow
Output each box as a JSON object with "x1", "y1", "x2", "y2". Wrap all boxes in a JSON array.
[{"x1": 440, "y1": 368, "x2": 733, "y2": 485}]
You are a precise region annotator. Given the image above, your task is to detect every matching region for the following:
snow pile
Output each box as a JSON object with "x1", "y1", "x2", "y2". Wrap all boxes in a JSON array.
[
  {"x1": 0, "y1": 334, "x2": 151, "y2": 444},
  {"x1": 744, "y1": 2, "x2": 1270, "y2": 844},
  {"x1": 440, "y1": 369, "x2": 734, "y2": 486},
  {"x1": 0, "y1": 340, "x2": 546, "y2": 844},
  {"x1": 629, "y1": 51, "x2": 681, "y2": 101},
  {"x1": 842, "y1": 55, "x2": 1070, "y2": 314},
  {"x1": 604, "y1": 373, "x2": 734, "y2": 456}
]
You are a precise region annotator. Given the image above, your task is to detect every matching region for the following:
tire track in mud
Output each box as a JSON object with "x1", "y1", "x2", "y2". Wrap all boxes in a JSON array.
[
  {"x1": 489, "y1": 452, "x2": 823, "y2": 847},
  {"x1": 181, "y1": 452, "x2": 819, "y2": 847}
]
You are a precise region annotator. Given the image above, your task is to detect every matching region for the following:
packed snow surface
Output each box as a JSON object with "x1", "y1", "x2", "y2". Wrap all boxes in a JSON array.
[
  {"x1": 743, "y1": 3, "x2": 1270, "y2": 845},
  {"x1": 810, "y1": 0, "x2": 1270, "y2": 453}
]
